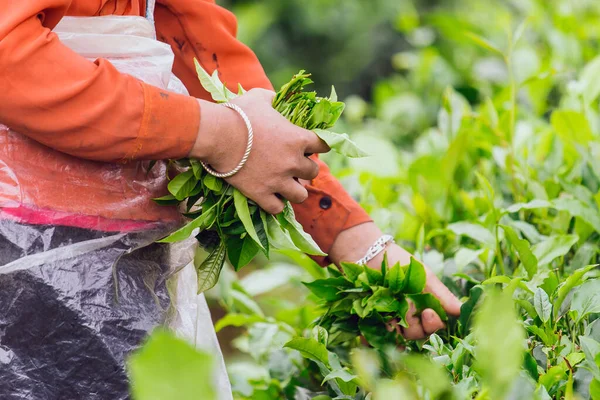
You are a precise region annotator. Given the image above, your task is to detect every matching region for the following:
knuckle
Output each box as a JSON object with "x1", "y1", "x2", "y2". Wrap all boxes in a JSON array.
[
  {"x1": 271, "y1": 204, "x2": 285, "y2": 214},
  {"x1": 300, "y1": 190, "x2": 309, "y2": 202},
  {"x1": 252, "y1": 88, "x2": 275, "y2": 100},
  {"x1": 310, "y1": 162, "x2": 320, "y2": 178},
  {"x1": 301, "y1": 130, "x2": 314, "y2": 145}
]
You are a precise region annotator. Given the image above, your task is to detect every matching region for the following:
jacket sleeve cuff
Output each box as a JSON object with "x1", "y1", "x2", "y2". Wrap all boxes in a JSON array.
[
  {"x1": 123, "y1": 82, "x2": 200, "y2": 161},
  {"x1": 292, "y1": 156, "x2": 372, "y2": 266}
]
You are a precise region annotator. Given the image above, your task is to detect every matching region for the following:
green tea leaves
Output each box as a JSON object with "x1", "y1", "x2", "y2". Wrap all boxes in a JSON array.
[
  {"x1": 386, "y1": 262, "x2": 406, "y2": 293},
  {"x1": 193, "y1": 58, "x2": 236, "y2": 103},
  {"x1": 196, "y1": 241, "x2": 227, "y2": 293},
  {"x1": 447, "y1": 222, "x2": 496, "y2": 248},
  {"x1": 501, "y1": 224, "x2": 538, "y2": 279},
  {"x1": 159, "y1": 203, "x2": 218, "y2": 243},
  {"x1": 279, "y1": 203, "x2": 326, "y2": 256},
  {"x1": 551, "y1": 110, "x2": 594, "y2": 146},
  {"x1": 284, "y1": 337, "x2": 330, "y2": 367},
  {"x1": 308, "y1": 257, "x2": 444, "y2": 348},
  {"x1": 226, "y1": 234, "x2": 261, "y2": 271},
  {"x1": 570, "y1": 279, "x2": 600, "y2": 323},
  {"x1": 233, "y1": 188, "x2": 264, "y2": 251},
  {"x1": 313, "y1": 129, "x2": 368, "y2": 158},
  {"x1": 534, "y1": 288, "x2": 552, "y2": 324},
  {"x1": 532, "y1": 235, "x2": 579, "y2": 266},
  {"x1": 408, "y1": 293, "x2": 448, "y2": 321},
  {"x1": 156, "y1": 67, "x2": 362, "y2": 287},
  {"x1": 458, "y1": 285, "x2": 484, "y2": 336},
  {"x1": 473, "y1": 290, "x2": 525, "y2": 399},
  {"x1": 403, "y1": 257, "x2": 427, "y2": 294},
  {"x1": 304, "y1": 277, "x2": 351, "y2": 301},
  {"x1": 167, "y1": 170, "x2": 197, "y2": 201}
]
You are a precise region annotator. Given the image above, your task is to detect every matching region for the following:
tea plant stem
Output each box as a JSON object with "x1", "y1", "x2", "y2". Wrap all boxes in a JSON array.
[{"x1": 495, "y1": 225, "x2": 506, "y2": 276}]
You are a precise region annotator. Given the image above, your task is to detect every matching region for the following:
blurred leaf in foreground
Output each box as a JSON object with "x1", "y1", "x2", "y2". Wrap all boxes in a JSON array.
[
  {"x1": 128, "y1": 330, "x2": 216, "y2": 400},
  {"x1": 473, "y1": 289, "x2": 526, "y2": 399}
]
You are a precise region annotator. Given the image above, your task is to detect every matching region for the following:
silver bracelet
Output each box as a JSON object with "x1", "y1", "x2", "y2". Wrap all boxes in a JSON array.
[
  {"x1": 201, "y1": 103, "x2": 254, "y2": 178},
  {"x1": 355, "y1": 234, "x2": 395, "y2": 265}
]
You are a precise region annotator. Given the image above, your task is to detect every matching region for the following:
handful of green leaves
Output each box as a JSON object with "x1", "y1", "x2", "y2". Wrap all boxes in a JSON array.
[
  {"x1": 155, "y1": 62, "x2": 366, "y2": 293},
  {"x1": 306, "y1": 256, "x2": 448, "y2": 349}
]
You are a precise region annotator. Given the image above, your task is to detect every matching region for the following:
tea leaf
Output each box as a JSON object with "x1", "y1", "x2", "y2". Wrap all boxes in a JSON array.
[
  {"x1": 279, "y1": 203, "x2": 326, "y2": 256},
  {"x1": 473, "y1": 290, "x2": 525, "y2": 399},
  {"x1": 167, "y1": 170, "x2": 197, "y2": 201},
  {"x1": 284, "y1": 337, "x2": 330, "y2": 367},
  {"x1": 304, "y1": 277, "x2": 351, "y2": 301},
  {"x1": 386, "y1": 262, "x2": 406, "y2": 293},
  {"x1": 458, "y1": 286, "x2": 484, "y2": 336},
  {"x1": 408, "y1": 293, "x2": 448, "y2": 321},
  {"x1": 402, "y1": 257, "x2": 427, "y2": 294},
  {"x1": 196, "y1": 241, "x2": 227, "y2": 293},
  {"x1": 226, "y1": 234, "x2": 261, "y2": 271},
  {"x1": 532, "y1": 235, "x2": 578, "y2": 266},
  {"x1": 159, "y1": 203, "x2": 218, "y2": 243},
  {"x1": 501, "y1": 224, "x2": 538, "y2": 279},
  {"x1": 534, "y1": 288, "x2": 552, "y2": 324},
  {"x1": 448, "y1": 222, "x2": 496, "y2": 248},
  {"x1": 554, "y1": 265, "x2": 596, "y2": 317},
  {"x1": 570, "y1": 279, "x2": 600, "y2": 323},
  {"x1": 128, "y1": 330, "x2": 216, "y2": 400},
  {"x1": 313, "y1": 129, "x2": 368, "y2": 158},
  {"x1": 193, "y1": 58, "x2": 235, "y2": 102},
  {"x1": 233, "y1": 189, "x2": 264, "y2": 251}
]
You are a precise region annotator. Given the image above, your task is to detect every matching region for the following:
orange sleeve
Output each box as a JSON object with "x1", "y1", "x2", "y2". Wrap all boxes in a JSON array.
[
  {"x1": 0, "y1": 0, "x2": 199, "y2": 162},
  {"x1": 292, "y1": 156, "x2": 372, "y2": 263},
  {"x1": 155, "y1": 0, "x2": 273, "y2": 98},
  {"x1": 155, "y1": 0, "x2": 372, "y2": 259}
]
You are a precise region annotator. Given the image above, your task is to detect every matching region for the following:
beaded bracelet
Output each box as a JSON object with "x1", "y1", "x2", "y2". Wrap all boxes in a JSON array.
[{"x1": 355, "y1": 234, "x2": 395, "y2": 265}]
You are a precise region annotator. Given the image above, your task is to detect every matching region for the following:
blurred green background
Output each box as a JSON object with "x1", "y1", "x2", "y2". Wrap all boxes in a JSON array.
[
  {"x1": 219, "y1": 0, "x2": 410, "y2": 99},
  {"x1": 209, "y1": 0, "x2": 600, "y2": 389}
]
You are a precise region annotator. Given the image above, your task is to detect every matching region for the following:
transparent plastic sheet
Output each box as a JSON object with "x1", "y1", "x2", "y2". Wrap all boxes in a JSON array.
[{"x1": 0, "y1": 15, "x2": 232, "y2": 399}]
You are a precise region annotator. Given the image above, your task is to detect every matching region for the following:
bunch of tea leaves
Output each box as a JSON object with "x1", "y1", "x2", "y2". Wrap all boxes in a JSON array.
[
  {"x1": 306, "y1": 256, "x2": 448, "y2": 349},
  {"x1": 155, "y1": 62, "x2": 366, "y2": 293}
]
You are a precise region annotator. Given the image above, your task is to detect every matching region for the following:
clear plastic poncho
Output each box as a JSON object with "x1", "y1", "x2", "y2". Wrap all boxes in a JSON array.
[{"x1": 0, "y1": 8, "x2": 232, "y2": 400}]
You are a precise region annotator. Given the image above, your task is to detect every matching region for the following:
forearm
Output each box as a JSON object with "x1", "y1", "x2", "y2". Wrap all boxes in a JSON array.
[
  {"x1": 155, "y1": 0, "x2": 273, "y2": 100},
  {"x1": 0, "y1": 1, "x2": 200, "y2": 163},
  {"x1": 328, "y1": 222, "x2": 413, "y2": 269}
]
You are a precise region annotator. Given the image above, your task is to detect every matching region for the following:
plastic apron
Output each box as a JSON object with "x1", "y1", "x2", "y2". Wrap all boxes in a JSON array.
[{"x1": 0, "y1": 1, "x2": 232, "y2": 398}]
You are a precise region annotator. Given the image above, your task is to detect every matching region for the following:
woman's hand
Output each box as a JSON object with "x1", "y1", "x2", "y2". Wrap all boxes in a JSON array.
[
  {"x1": 379, "y1": 243, "x2": 462, "y2": 339},
  {"x1": 329, "y1": 222, "x2": 462, "y2": 339},
  {"x1": 190, "y1": 89, "x2": 330, "y2": 214}
]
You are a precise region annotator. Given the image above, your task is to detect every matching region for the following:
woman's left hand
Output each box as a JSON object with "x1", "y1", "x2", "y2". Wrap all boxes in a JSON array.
[
  {"x1": 329, "y1": 222, "x2": 463, "y2": 340},
  {"x1": 381, "y1": 243, "x2": 462, "y2": 339}
]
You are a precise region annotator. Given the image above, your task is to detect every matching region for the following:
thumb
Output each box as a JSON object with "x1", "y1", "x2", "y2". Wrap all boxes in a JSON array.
[{"x1": 424, "y1": 270, "x2": 463, "y2": 317}]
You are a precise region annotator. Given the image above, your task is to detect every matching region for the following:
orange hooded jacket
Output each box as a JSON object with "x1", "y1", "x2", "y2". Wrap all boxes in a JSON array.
[{"x1": 0, "y1": 0, "x2": 371, "y2": 256}]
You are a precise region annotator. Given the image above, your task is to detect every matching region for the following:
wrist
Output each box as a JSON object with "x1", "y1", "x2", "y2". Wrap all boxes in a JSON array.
[
  {"x1": 328, "y1": 222, "x2": 383, "y2": 266},
  {"x1": 188, "y1": 100, "x2": 246, "y2": 169}
]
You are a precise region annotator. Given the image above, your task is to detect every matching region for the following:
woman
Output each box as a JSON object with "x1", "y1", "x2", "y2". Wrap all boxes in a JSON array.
[{"x1": 0, "y1": 1, "x2": 462, "y2": 398}]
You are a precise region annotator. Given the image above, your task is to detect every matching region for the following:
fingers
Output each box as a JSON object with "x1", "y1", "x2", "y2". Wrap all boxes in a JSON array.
[
  {"x1": 292, "y1": 157, "x2": 320, "y2": 181},
  {"x1": 421, "y1": 309, "x2": 446, "y2": 335},
  {"x1": 401, "y1": 304, "x2": 445, "y2": 340},
  {"x1": 258, "y1": 194, "x2": 285, "y2": 215},
  {"x1": 401, "y1": 303, "x2": 426, "y2": 340},
  {"x1": 303, "y1": 130, "x2": 331, "y2": 154},
  {"x1": 424, "y1": 269, "x2": 463, "y2": 317},
  {"x1": 249, "y1": 88, "x2": 276, "y2": 102},
  {"x1": 278, "y1": 180, "x2": 309, "y2": 204}
]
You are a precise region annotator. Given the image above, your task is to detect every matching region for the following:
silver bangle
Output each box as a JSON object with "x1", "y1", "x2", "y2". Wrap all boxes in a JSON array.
[
  {"x1": 355, "y1": 234, "x2": 395, "y2": 266},
  {"x1": 200, "y1": 103, "x2": 254, "y2": 178}
]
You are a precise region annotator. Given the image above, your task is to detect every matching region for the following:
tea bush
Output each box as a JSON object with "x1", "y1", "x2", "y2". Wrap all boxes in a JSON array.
[{"x1": 130, "y1": 0, "x2": 600, "y2": 399}]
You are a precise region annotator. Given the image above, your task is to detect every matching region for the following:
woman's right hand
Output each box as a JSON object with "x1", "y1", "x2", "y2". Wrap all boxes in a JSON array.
[{"x1": 189, "y1": 88, "x2": 330, "y2": 214}]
